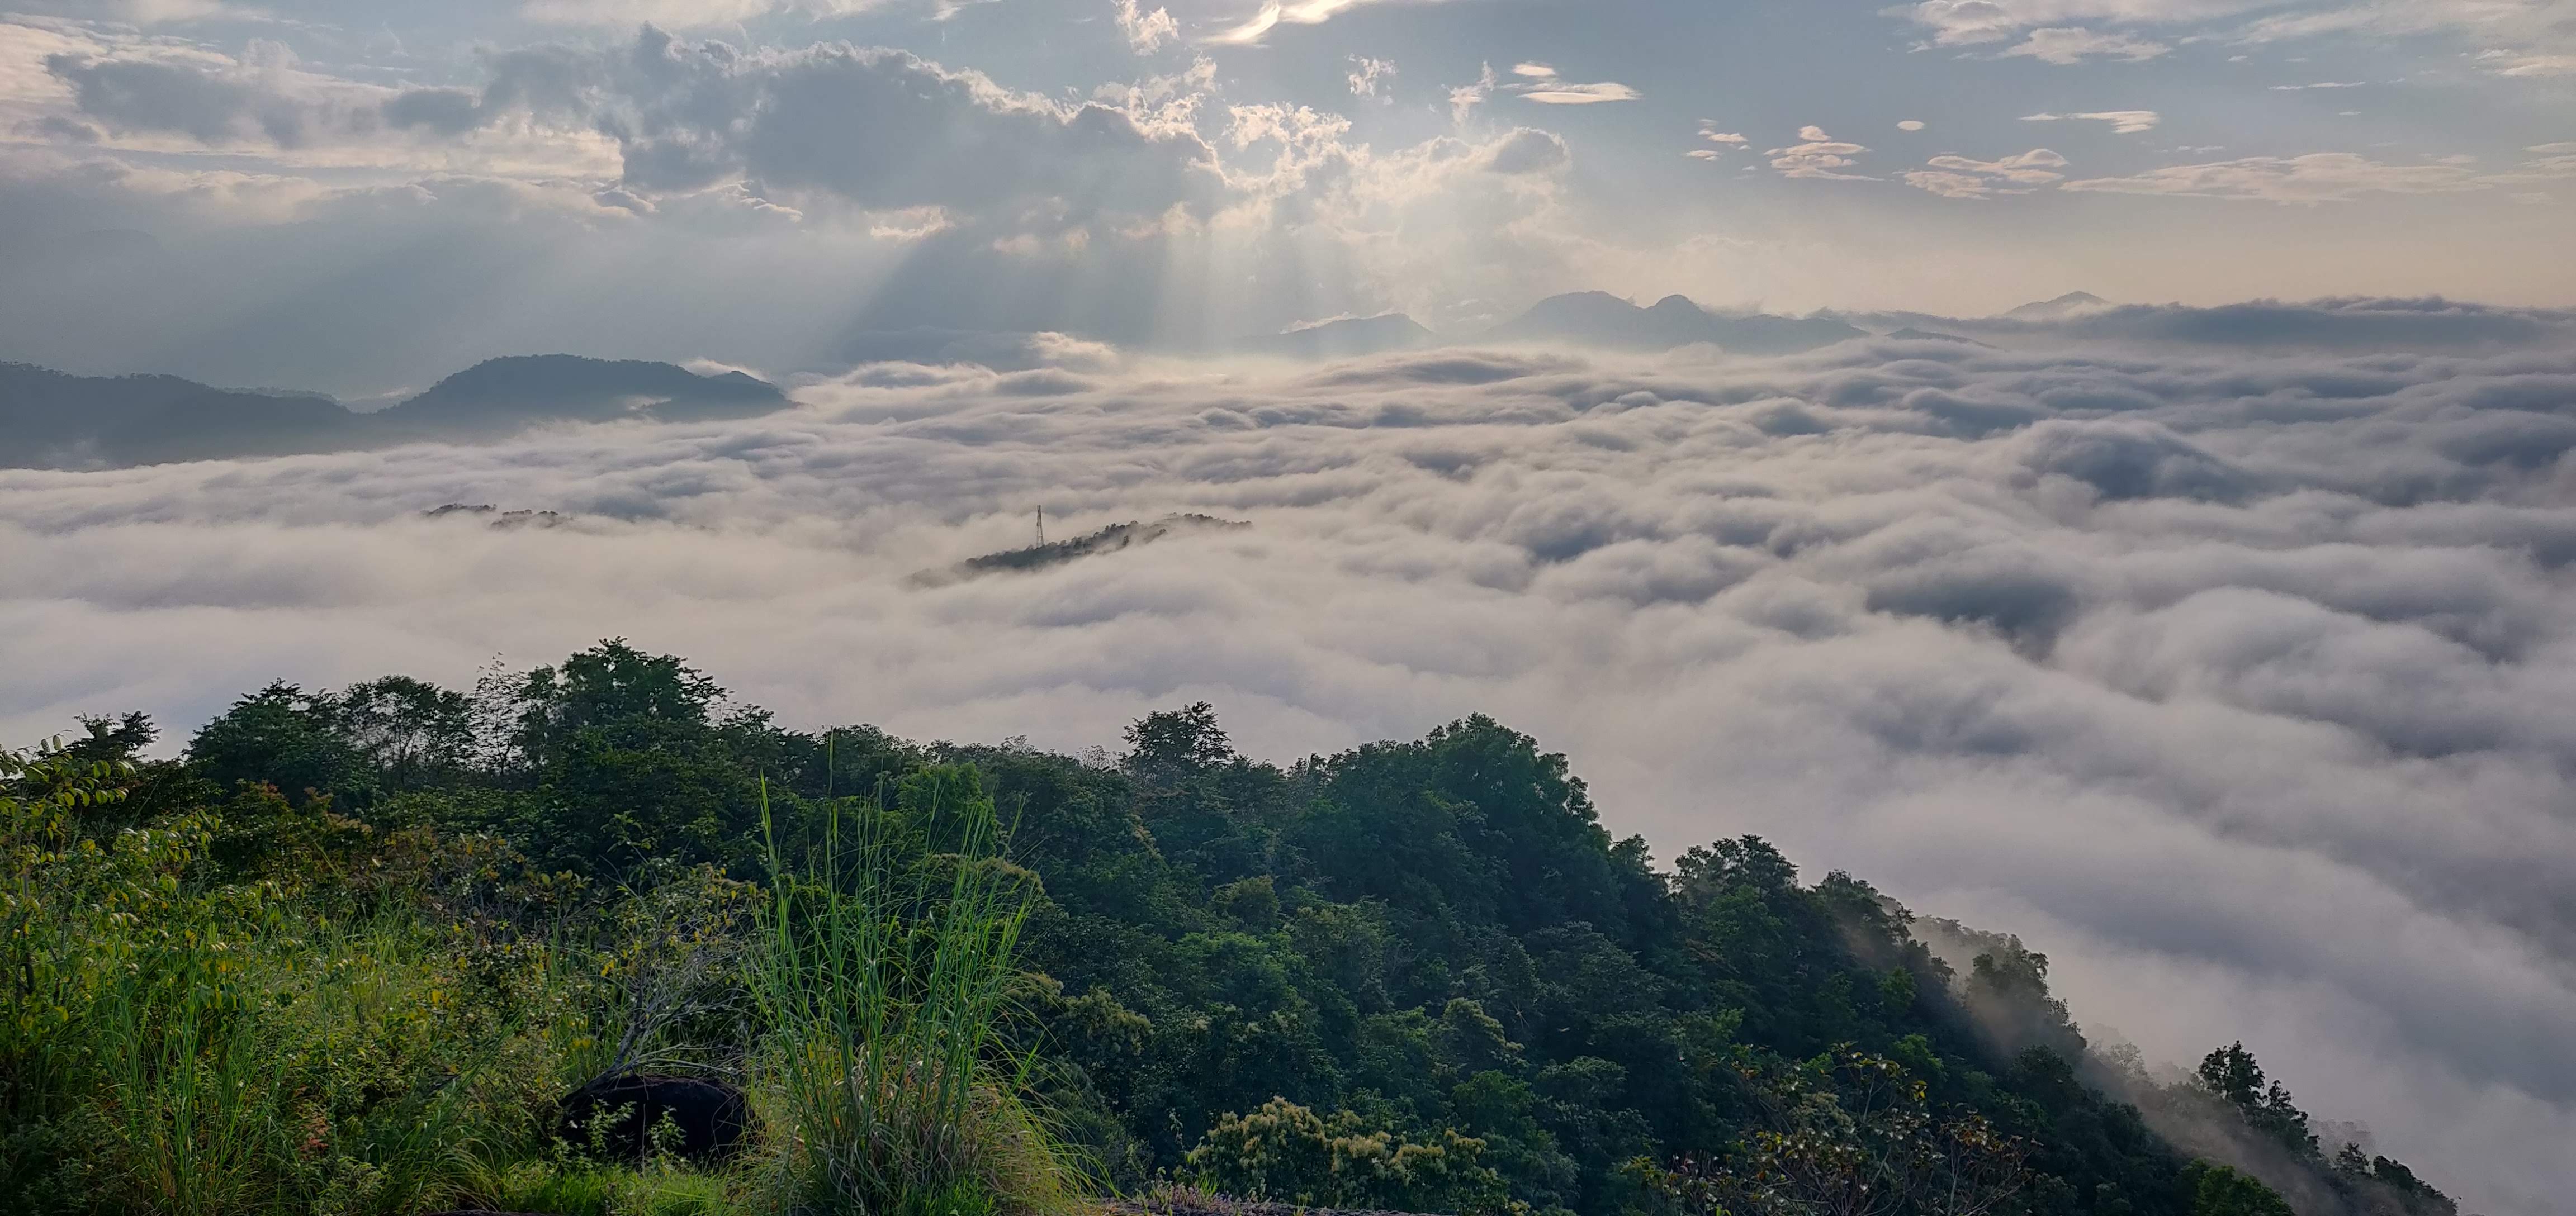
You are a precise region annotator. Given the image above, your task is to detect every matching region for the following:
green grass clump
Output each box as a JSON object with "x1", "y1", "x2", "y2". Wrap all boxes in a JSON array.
[{"x1": 747, "y1": 768, "x2": 1088, "y2": 1216}]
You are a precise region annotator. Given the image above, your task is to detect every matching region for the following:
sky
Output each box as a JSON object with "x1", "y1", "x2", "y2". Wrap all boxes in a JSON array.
[
  {"x1": 6, "y1": 3, "x2": 2576, "y2": 1213},
  {"x1": 0, "y1": 0, "x2": 2571, "y2": 394}
]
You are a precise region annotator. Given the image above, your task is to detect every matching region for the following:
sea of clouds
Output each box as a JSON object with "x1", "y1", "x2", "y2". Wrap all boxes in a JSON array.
[{"x1": 6, "y1": 318, "x2": 2576, "y2": 1213}]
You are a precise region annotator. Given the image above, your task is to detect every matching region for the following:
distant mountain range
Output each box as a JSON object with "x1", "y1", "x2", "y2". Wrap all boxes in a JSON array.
[
  {"x1": 4, "y1": 292, "x2": 2121, "y2": 472},
  {"x1": 1479, "y1": 292, "x2": 1869, "y2": 353},
  {"x1": 0, "y1": 355, "x2": 788, "y2": 469},
  {"x1": 1883, "y1": 327, "x2": 1992, "y2": 346},
  {"x1": 1237, "y1": 292, "x2": 1871, "y2": 359},
  {"x1": 2003, "y1": 291, "x2": 2113, "y2": 322},
  {"x1": 1239, "y1": 314, "x2": 1440, "y2": 360}
]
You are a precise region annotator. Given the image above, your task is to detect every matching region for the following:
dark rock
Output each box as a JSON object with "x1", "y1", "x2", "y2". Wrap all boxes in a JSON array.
[{"x1": 556, "y1": 1074, "x2": 749, "y2": 1164}]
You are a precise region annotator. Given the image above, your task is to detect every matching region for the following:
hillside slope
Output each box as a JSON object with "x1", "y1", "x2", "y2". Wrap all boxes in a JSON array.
[{"x1": 0, "y1": 642, "x2": 2465, "y2": 1216}]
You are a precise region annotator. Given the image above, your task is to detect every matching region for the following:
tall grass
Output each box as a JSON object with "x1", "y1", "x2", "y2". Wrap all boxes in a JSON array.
[
  {"x1": 52, "y1": 901, "x2": 584, "y2": 1215},
  {"x1": 749, "y1": 770, "x2": 1085, "y2": 1216},
  {"x1": 3, "y1": 747, "x2": 603, "y2": 1215}
]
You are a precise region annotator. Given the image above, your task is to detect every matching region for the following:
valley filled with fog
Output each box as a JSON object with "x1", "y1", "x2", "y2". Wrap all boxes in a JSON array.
[{"x1": 7, "y1": 308, "x2": 2576, "y2": 1213}]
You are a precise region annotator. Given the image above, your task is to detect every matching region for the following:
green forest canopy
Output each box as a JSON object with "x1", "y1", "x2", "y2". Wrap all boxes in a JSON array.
[{"x1": 3, "y1": 642, "x2": 2469, "y2": 1216}]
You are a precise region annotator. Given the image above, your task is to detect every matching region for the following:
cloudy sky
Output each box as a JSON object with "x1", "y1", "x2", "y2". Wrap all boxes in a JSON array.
[{"x1": 1, "y1": 0, "x2": 2572, "y2": 393}]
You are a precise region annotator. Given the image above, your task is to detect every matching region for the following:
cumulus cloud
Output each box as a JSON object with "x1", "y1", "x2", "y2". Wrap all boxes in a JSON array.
[
  {"x1": 1768, "y1": 126, "x2": 1872, "y2": 179},
  {"x1": 1898, "y1": 118, "x2": 1927, "y2": 131},
  {"x1": 1116, "y1": 0, "x2": 1181, "y2": 54},
  {"x1": 462, "y1": 30, "x2": 1226, "y2": 226},
  {"x1": 2002, "y1": 26, "x2": 2173, "y2": 63},
  {"x1": 1346, "y1": 54, "x2": 1395, "y2": 98},
  {"x1": 6, "y1": 321, "x2": 2576, "y2": 1214},
  {"x1": 22, "y1": 28, "x2": 605, "y2": 174},
  {"x1": 1905, "y1": 148, "x2": 2070, "y2": 198},
  {"x1": 2023, "y1": 109, "x2": 2162, "y2": 134}
]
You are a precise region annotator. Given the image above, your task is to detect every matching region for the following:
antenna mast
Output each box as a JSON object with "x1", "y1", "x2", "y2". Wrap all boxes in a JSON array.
[{"x1": 1036, "y1": 505, "x2": 1045, "y2": 546}]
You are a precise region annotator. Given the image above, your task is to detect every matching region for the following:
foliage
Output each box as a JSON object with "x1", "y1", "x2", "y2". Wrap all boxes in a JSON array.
[
  {"x1": 2191, "y1": 1045, "x2": 2313, "y2": 1160},
  {"x1": 1646, "y1": 1049, "x2": 2029, "y2": 1216},
  {"x1": 2, "y1": 748, "x2": 591, "y2": 1213},
  {"x1": 3, "y1": 642, "x2": 2473, "y2": 1216},
  {"x1": 1186, "y1": 1096, "x2": 1513, "y2": 1214},
  {"x1": 2177, "y1": 1162, "x2": 2293, "y2": 1216}
]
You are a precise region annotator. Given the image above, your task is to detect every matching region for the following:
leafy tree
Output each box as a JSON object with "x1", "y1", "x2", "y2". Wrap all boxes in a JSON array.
[
  {"x1": 2179, "y1": 1162, "x2": 2293, "y2": 1216},
  {"x1": 1650, "y1": 1048, "x2": 2031, "y2": 1216},
  {"x1": 1186, "y1": 1096, "x2": 1514, "y2": 1215},
  {"x1": 2194, "y1": 1044, "x2": 2315, "y2": 1160},
  {"x1": 188, "y1": 682, "x2": 364, "y2": 805},
  {"x1": 338, "y1": 676, "x2": 473, "y2": 788}
]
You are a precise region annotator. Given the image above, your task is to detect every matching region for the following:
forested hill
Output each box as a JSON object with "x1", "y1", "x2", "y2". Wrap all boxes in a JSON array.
[{"x1": 7, "y1": 643, "x2": 2463, "y2": 1216}]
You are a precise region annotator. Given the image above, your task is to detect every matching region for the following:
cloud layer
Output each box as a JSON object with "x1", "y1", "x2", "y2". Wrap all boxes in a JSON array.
[{"x1": 4, "y1": 319, "x2": 2575, "y2": 1212}]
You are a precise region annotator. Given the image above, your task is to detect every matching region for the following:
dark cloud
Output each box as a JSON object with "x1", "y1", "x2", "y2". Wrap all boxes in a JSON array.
[
  {"x1": 468, "y1": 28, "x2": 1221, "y2": 225},
  {"x1": 382, "y1": 87, "x2": 482, "y2": 136},
  {"x1": 41, "y1": 40, "x2": 413, "y2": 150}
]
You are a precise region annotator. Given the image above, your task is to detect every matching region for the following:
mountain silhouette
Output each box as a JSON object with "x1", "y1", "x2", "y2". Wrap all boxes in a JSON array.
[
  {"x1": 1, "y1": 355, "x2": 789, "y2": 469},
  {"x1": 382, "y1": 355, "x2": 785, "y2": 436},
  {"x1": 1884, "y1": 327, "x2": 1993, "y2": 346},
  {"x1": 1481, "y1": 292, "x2": 1865, "y2": 354},
  {"x1": 2004, "y1": 291, "x2": 2113, "y2": 321}
]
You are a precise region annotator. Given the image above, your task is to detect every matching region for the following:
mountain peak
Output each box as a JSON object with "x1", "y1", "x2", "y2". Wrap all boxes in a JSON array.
[
  {"x1": 3, "y1": 355, "x2": 793, "y2": 470},
  {"x1": 392, "y1": 355, "x2": 785, "y2": 427},
  {"x1": 2005, "y1": 291, "x2": 2114, "y2": 321}
]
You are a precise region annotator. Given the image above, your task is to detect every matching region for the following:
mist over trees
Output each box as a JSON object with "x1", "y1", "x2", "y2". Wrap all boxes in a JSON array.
[{"x1": 3, "y1": 642, "x2": 2469, "y2": 1215}]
